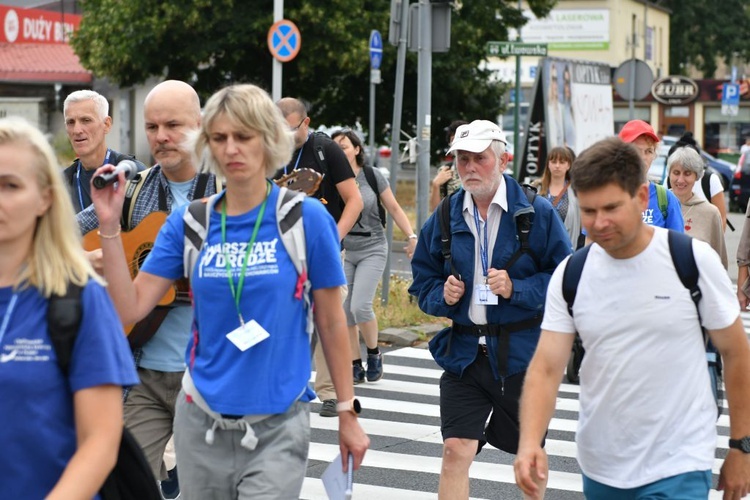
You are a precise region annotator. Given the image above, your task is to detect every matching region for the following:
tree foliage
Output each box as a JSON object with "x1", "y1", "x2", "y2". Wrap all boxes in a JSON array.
[
  {"x1": 662, "y1": 0, "x2": 750, "y2": 77},
  {"x1": 72, "y1": 0, "x2": 555, "y2": 153}
]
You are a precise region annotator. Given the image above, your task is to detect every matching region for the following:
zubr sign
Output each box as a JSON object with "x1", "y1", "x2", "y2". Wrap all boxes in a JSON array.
[
  {"x1": 0, "y1": 6, "x2": 80, "y2": 44},
  {"x1": 651, "y1": 76, "x2": 699, "y2": 105}
]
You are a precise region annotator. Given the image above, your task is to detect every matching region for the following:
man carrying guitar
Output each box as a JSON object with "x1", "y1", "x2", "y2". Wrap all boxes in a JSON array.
[
  {"x1": 274, "y1": 98, "x2": 364, "y2": 418},
  {"x1": 77, "y1": 80, "x2": 216, "y2": 497},
  {"x1": 63, "y1": 90, "x2": 147, "y2": 213}
]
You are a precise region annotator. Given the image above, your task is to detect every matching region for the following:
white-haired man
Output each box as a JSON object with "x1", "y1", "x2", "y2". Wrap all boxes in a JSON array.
[
  {"x1": 63, "y1": 90, "x2": 146, "y2": 212},
  {"x1": 409, "y1": 120, "x2": 571, "y2": 499}
]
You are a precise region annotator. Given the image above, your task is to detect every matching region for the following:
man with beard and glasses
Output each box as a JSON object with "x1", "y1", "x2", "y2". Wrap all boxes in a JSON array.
[{"x1": 409, "y1": 120, "x2": 571, "y2": 499}]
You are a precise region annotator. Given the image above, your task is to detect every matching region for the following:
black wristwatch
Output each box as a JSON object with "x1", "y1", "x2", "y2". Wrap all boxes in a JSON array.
[{"x1": 728, "y1": 436, "x2": 750, "y2": 453}]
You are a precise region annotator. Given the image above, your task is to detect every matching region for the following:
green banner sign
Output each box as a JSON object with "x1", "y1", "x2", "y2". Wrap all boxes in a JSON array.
[{"x1": 486, "y1": 42, "x2": 548, "y2": 57}]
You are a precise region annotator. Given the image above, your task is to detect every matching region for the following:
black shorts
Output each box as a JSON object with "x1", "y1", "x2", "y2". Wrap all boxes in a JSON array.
[{"x1": 439, "y1": 348, "x2": 527, "y2": 455}]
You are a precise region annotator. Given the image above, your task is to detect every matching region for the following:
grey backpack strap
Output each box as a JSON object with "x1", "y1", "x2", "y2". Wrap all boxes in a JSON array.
[
  {"x1": 183, "y1": 194, "x2": 220, "y2": 282},
  {"x1": 276, "y1": 187, "x2": 314, "y2": 338}
]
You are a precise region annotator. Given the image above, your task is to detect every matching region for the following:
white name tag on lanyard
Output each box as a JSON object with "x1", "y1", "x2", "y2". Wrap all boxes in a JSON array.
[
  {"x1": 473, "y1": 283, "x2": 498, "y2": 305},
  {"x1": 226, "y1": 320, "x2": 270, "y2": 351}
]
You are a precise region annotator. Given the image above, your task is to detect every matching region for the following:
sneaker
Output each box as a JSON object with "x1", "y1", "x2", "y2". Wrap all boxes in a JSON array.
[
  {"x1": 160, "y1": 466, "x2": 180, "y2": 499},
  {"x1": 353, "y1": 364, "x2": 365, "y2": 384},
  {"x1": 319, "y1": 399, "x2": 338, "y2": 417},
  {"x1": 366, "y1": 352, "x2": 383, "y2": 382}
]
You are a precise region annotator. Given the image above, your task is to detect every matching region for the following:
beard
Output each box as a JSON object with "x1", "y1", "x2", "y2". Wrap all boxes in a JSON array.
[{"x1": 461, "y1": 166, "x2": 502, "y2": 199}]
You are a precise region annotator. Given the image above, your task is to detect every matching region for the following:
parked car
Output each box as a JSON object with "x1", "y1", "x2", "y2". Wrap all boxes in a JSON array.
[
  {"x1": 731, "y1": 152, "x2": 750, "y2": 213},
  {"x1": 647, "y1": 144, "x2": 671, "y2": 184}
]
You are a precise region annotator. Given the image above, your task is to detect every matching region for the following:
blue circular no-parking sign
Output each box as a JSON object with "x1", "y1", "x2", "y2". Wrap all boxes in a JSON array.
[{"x1": 268, "y1": 20, "x2": 301, "y2": 63}]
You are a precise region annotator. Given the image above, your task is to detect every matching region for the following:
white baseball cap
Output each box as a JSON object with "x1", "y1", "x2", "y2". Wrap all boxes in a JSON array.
[{"x1": 448, "y1": 120, "x2": 507, "y2": 154}]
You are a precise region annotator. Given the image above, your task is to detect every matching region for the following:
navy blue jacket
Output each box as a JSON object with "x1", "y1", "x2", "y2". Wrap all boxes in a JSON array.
[{"x1": 409, "y1": 175, "x2": 572, "y2": 379}]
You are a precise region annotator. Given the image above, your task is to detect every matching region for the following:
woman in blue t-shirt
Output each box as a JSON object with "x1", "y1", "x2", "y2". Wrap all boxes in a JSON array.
[
  {"x1": 0, "y1": 117, "x2": 139, "y2": 499},
  {"x1": 90, "y1": 84, "x2": 369, "y2": 499}
]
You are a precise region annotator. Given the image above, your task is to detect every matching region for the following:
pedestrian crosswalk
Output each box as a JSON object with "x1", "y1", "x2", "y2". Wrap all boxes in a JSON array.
[{"x1": 301, "y1": 308, "x2": 750, "y2": 499}]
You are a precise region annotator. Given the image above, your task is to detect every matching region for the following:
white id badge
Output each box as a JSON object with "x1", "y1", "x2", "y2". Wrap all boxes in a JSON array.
[
  {"x1": 226, "y1": 320, "x2": 270, "y2": 351},
  {"x1": 473, "y1": 283, "x2": 498, "y2": 305}
]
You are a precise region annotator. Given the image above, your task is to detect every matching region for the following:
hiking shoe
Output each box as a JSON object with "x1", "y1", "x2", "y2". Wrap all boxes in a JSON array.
[
  {"x1": 319, "y1": 399, "x2": 338, "y2": 417},
  {"x1": 353, "y1": 364, "x2": 365, "y2": 385},
  {"x1": 160, "y1": 466, "x2": 180, "y2": 499},
  {"x1": 366, "y1": 352, "x2": 383, "y2": 382}
]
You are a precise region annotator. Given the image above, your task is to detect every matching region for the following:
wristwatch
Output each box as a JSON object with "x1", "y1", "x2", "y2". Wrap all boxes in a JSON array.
[
  {"x1": 336, "y1": 398, "x2": 362, "y2": 416},
  {"x1": 729, "y1": 436, "x2": 750, "y2": 453}
]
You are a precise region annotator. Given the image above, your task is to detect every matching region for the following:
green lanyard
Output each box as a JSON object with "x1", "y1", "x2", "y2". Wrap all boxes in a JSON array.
[{"x1": 220, "y1": 182, "x2": 270, "y2": 326}]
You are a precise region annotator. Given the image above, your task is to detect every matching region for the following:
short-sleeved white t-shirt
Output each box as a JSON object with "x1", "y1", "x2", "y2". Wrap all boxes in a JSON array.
[{"x1": 542, "y1": 228, "x2": 738, "y2": 488}]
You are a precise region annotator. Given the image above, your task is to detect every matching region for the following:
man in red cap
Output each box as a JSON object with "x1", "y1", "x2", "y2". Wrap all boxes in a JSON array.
[{"x1": 618, "y1": 120, "x2": 684, "y2": 231}]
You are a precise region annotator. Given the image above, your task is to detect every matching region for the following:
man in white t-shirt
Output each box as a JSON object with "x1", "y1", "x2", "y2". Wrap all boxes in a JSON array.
[{"x1": 514, "y1": 137, "x2": 750, "y2": 499}]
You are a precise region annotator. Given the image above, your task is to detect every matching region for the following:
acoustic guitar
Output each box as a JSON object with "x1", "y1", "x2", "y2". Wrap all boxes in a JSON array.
[{"x1": 82, "y1": 211, "x2": 190, "y2": 338}]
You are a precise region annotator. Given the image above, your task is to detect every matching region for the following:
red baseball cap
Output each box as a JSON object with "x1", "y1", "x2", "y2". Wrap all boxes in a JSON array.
[{"x1": 618, "y1": 120, "x2": 660, "y2": 144}]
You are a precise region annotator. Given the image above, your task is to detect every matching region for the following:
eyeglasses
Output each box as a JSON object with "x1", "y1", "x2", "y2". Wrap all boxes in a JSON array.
[{"x1": 290, "y1": 117, "x2": 306, "y2": 131}]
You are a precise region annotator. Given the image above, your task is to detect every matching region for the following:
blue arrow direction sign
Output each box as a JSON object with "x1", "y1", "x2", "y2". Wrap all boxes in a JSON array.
[{"x1": 369, "y1": 30, "x2": 383, "y2": 70}]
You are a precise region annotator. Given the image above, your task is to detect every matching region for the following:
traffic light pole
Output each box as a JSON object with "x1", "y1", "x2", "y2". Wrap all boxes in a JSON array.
[{"x1": 416, "y1": 0, "x2": 432, "y2": 232}]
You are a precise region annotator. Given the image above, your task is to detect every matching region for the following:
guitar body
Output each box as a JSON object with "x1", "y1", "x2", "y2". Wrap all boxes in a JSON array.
[
  {"x1": 274, "y1": 168, "x2": 324, "y2": 196},
  {"x1": 83, "y1": 212, "x2": 183, "y2": 334}
]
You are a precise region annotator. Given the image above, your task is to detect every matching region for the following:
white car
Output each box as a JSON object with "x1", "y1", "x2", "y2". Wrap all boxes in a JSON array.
[{"x1": 647, "y1": 144, "x2": 671, "y2": 184}]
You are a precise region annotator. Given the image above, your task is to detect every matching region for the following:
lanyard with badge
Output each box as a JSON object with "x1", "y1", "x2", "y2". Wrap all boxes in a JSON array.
[
  {"x1": 76, "y1": 149, "x2": 111, "y2": 210},
  {"x1": 0, "y1": 293, "x2": 18, "y2": 347},
  {"x1": 221, "y1": 182, "x2": 272, "y2": 351},
  {"x1": 473, "y1": 205, "x2": 498, "y2": 306}
]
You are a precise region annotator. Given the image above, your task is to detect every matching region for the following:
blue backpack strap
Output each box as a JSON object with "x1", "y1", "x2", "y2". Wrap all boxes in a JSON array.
[
  {"x1": 561, "y1": 245, "x2": 592, "y2": 317},
  {"x1": 667, "y1": 230, "x2": 701, "y2": 311}
]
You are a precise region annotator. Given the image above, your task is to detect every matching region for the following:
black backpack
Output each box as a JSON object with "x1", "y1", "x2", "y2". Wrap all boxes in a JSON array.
[
  {"x1": 312, "y1": 132, "x2": 386, "y2": 228},
  {"x1": 561, "y1": 231, "x2": 723, "y2": 416},
  {"x1": 437, "y1": 184, "x2": 539, "y2": 280},
  {"x1": 48, "y1": 284, "x2": 162, "y2": 500}
]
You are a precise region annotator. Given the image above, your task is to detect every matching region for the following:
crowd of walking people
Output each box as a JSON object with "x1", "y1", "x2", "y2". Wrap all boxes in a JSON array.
[{"x1": 2, "y1": 76, "x2": 750, "y2": 500}]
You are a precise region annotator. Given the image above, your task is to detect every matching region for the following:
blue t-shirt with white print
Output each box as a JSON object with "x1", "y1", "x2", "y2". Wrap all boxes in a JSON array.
[
  {"x1": 0, "y1": 281, "x2": 138, "y2": 499},
  {"x1": 644, "y1": 182, "x2": 684, "y2": 232},
  {"x1": 141, "y1": 184, "x2": 345, "y2": 415}
]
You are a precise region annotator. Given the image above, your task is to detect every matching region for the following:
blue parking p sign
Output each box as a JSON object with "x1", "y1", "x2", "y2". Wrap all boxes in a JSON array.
[
  {"x1": 369, "y1": 30, "x2": 383, "y2": 70},
  {"x1": 722, "y1": 83, "x2": 741, "y2": 116},
  {"x1": 723, "y1": 83, "x2": 741, "y2": 106}
]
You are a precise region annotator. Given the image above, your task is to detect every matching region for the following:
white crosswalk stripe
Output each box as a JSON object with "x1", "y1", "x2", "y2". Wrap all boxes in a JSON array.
[{"x1": 301, "y1": 309, "x2": 750, "y2": 499}]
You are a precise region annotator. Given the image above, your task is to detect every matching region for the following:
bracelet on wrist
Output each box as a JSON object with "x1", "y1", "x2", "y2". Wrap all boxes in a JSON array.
[
  {"x1": 97, "y1": 227, "x2": 122, "y2": 239},
  {"x1": 408, "y1": 234, "x2": 418, "y2": 240}
]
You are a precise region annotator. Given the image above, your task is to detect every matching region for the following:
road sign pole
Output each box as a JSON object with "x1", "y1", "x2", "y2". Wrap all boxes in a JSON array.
[
  {"x1": 381, "y1": 0, "x2": 410, "y2": 306},
  {"x1": 513, "y1": 0, "x2": 522, "y2": 174},
  {"x1": 370, "y1": 81, "x2": 376, "y2": 156},
  {"x1": 272, "y1": 0, "x2": 283, "y2": 101}
]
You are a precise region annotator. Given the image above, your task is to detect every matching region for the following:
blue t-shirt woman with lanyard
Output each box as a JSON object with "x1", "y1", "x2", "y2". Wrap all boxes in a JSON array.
[{"x1": 91, "y1": 84, "x2": 369, "y2": 499}]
